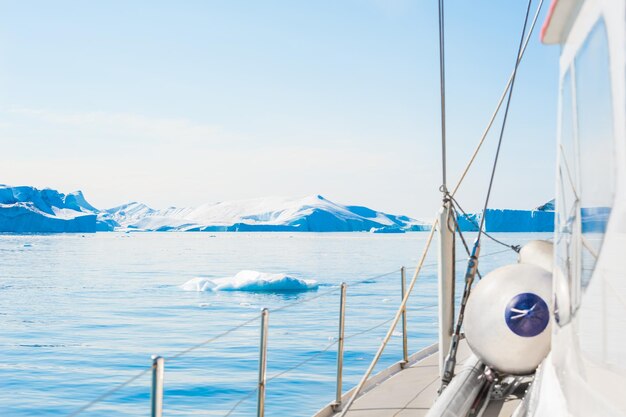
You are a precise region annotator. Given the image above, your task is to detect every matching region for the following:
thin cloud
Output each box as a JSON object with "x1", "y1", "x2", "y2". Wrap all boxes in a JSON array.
[{"x1": 6, "y1": 107, "x2": 231, "y2": 145}]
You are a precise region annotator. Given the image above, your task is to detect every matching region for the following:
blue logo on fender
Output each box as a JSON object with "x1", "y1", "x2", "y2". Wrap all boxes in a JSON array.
[{"x1": 505, "y1": 293, "x2": 549, "y2": 337}]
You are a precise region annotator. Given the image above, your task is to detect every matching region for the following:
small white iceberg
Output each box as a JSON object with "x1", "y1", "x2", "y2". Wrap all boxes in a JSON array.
[
  {"x1": 181, "y1": 270, "x2": 319, "y2": 293},
  {"x1": 369, "y1": 226, "x2": 405, "y2": 234}
]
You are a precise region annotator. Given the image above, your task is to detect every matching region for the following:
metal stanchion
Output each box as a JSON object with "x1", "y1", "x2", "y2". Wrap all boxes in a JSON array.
[
  {"x1": 401, "y1": 267, "x2": 409, "y2": 367},
  {"x1": 333, "y1": 283, "x2": 347, "y2": 411},
  {"x1": 151, "y1": 355, "x2": 165, "y2": 417},
  {"x1": 257, "y1": 308, "x2": 269, "y2": 417}
]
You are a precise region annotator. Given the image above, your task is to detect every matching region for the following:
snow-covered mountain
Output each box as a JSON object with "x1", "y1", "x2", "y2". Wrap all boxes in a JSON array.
[
  {"x1": 0, "y1": 185, "x2": 97, "y2": 232},
  {"x1": 102, "y1": 195, "x2": 430, "y2": 232}
]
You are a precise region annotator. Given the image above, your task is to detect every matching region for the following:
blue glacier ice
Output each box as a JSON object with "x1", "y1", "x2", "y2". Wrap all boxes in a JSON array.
[
  {"x1": 451, "y1": 199, "x2": 608, "y2": 233},
  {"x1": 581, "y1": 206, "x2": 611, "y2": 233},
  {"x1": 0, "y1": 185, "x2": 97, "y2": 233},
  {"x1": 457, "y1": 200, "x2": 555, "y2": 232}
]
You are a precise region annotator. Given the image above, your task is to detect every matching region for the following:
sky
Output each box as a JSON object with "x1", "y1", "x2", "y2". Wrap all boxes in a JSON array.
[{"x1": 0, "y1": 0, "x2": 559, "y2": 218}]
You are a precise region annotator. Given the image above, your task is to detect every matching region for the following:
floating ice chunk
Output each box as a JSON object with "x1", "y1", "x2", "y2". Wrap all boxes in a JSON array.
[
  {"x1": 370, "y1": 226, "x2": 405, "y2": 234},
  {"x1": 181, "y1": 270, "x2": 318, "y2": 293}
]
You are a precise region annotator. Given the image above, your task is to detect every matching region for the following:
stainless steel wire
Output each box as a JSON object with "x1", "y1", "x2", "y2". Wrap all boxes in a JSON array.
[
  {"x1": 438, "y1": 0, "x2": 448, "y2": 191},
  {"x1": 450, "y1": 0, "x2": 545, "y2": 198},
  {"x1": 67, "y1": 367, "x2": 151, "y2": 417},
  {"x1": 477, "y1": 0, "x2": 534, "y2": 241}
]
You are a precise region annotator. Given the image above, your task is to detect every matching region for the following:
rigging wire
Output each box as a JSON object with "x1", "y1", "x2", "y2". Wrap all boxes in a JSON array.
[
  {"x1": 450, "y1": 195, "x2": 521, "y2": 253},
  {"x1": 450, "y1": 0, "x2": 545, "y2": 197},
  {"x1": 448, "y1": 204, "x2": 482, "y2": 280},
  {"x1": 439, "y1": 0, "x2": 536, "y2": 391},
  {"x1": 476, "y1": 0, "x2": 534, "y2": 242},
  {"x1": 438, "y1": 0, "x2": 448, "y2": 192}
]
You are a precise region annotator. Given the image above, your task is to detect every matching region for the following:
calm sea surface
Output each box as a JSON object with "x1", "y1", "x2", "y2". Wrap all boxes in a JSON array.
[{"x1": 0, "y1": 232, "x2": 548, "y2": 416}]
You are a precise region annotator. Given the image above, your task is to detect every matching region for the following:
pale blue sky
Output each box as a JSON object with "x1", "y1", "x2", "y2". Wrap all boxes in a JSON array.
[{"x1": 0, "y1": 1, "x2": 558, "y2": 218}]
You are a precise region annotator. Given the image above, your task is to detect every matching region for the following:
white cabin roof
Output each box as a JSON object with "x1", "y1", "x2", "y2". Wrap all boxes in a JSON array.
[{"x1": 541, "y1": 0, "x2": 585, "y2": 44}]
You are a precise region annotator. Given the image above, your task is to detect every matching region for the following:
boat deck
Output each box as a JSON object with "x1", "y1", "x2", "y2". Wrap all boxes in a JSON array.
[{"x1": 315, "y1": 341, "x2": 524, "y2": 417}]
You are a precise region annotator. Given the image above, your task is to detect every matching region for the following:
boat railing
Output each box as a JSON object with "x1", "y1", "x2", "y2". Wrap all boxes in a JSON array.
[
  {"x1": 65, "y1": 242, "x2": 515, "y2": 417},
  {"x1": 66, "y1": 266, "x2": 429, "y2": 417}
]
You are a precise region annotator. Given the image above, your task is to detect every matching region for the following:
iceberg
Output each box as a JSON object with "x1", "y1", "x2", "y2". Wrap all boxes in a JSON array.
[
  {"x1": 0, "y1": 185, "x2": 562, "y2": 234},
  {"x1": 0, "y1": 185, "x2": 98, "y2": 233},
  {"x1": 105, "y1": 195, "x2": 431, "y2": 232},
  {"x1": 0, "y1": 187, "x2": 431, "y2": 233},
  {"x1": 181, "y1": 270, "x2": 319, "y2": 292},
  {"x1": 581, "y1": 206, "x2": 611, "y2": 233},
  {"x1": 457, "y1": 200, "x2": 555, "y2": 232}
]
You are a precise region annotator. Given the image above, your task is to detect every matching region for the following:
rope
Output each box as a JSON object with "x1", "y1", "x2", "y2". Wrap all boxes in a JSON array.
[
  {"x1": 338, "y1": 218, "x2": 439, "y2": 417},
  {"x1": 450, "y1": 0, "x2": 545, "y2": 197},
  {"x1": 450, "y1": 195, "x2": 520, "y2": 253},
  {"x1": 477, "y1": 0, "x2": 533, "y2": 241},
  {"x1": 438, "y1": 0, "x2": 448, "y2": 191},
  {"x1": 67, "y1": 367, "x2": 151, "y2": 417}
]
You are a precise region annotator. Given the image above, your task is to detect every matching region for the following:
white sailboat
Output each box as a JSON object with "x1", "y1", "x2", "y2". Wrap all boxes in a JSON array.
[{"x1": 313, "y1": 0, "x2": 626, "y2": 416}]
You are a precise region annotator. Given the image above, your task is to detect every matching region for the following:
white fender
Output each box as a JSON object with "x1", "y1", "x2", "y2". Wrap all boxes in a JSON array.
[
  {"x1": 518, "y1": 240, "x2": 553, "y2": 272},
  {"x1": 464, "y1": 263, "x2": 552, "y2": 375}
]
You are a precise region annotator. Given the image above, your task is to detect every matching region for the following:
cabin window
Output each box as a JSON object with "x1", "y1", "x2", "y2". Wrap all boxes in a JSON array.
[
  {"x1": 574, "y1": 19, "x2": 614, "y2": 288},
  {"x1": 555, "y1": 19, "x2": 613, "y2": 323},
  {"x1": 555, "y1": 69, "x2": 580, "y2": 323}
]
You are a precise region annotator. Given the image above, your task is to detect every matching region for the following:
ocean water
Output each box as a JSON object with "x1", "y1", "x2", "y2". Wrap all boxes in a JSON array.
[{"x1": 0, "y1": 232, "x2": 548, "y2": 416}]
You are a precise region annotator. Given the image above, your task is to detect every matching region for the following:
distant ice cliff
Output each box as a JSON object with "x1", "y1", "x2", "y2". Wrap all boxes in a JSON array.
[{"x1": 457, "y1": 199, "x2": 556, "y2": 232}]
